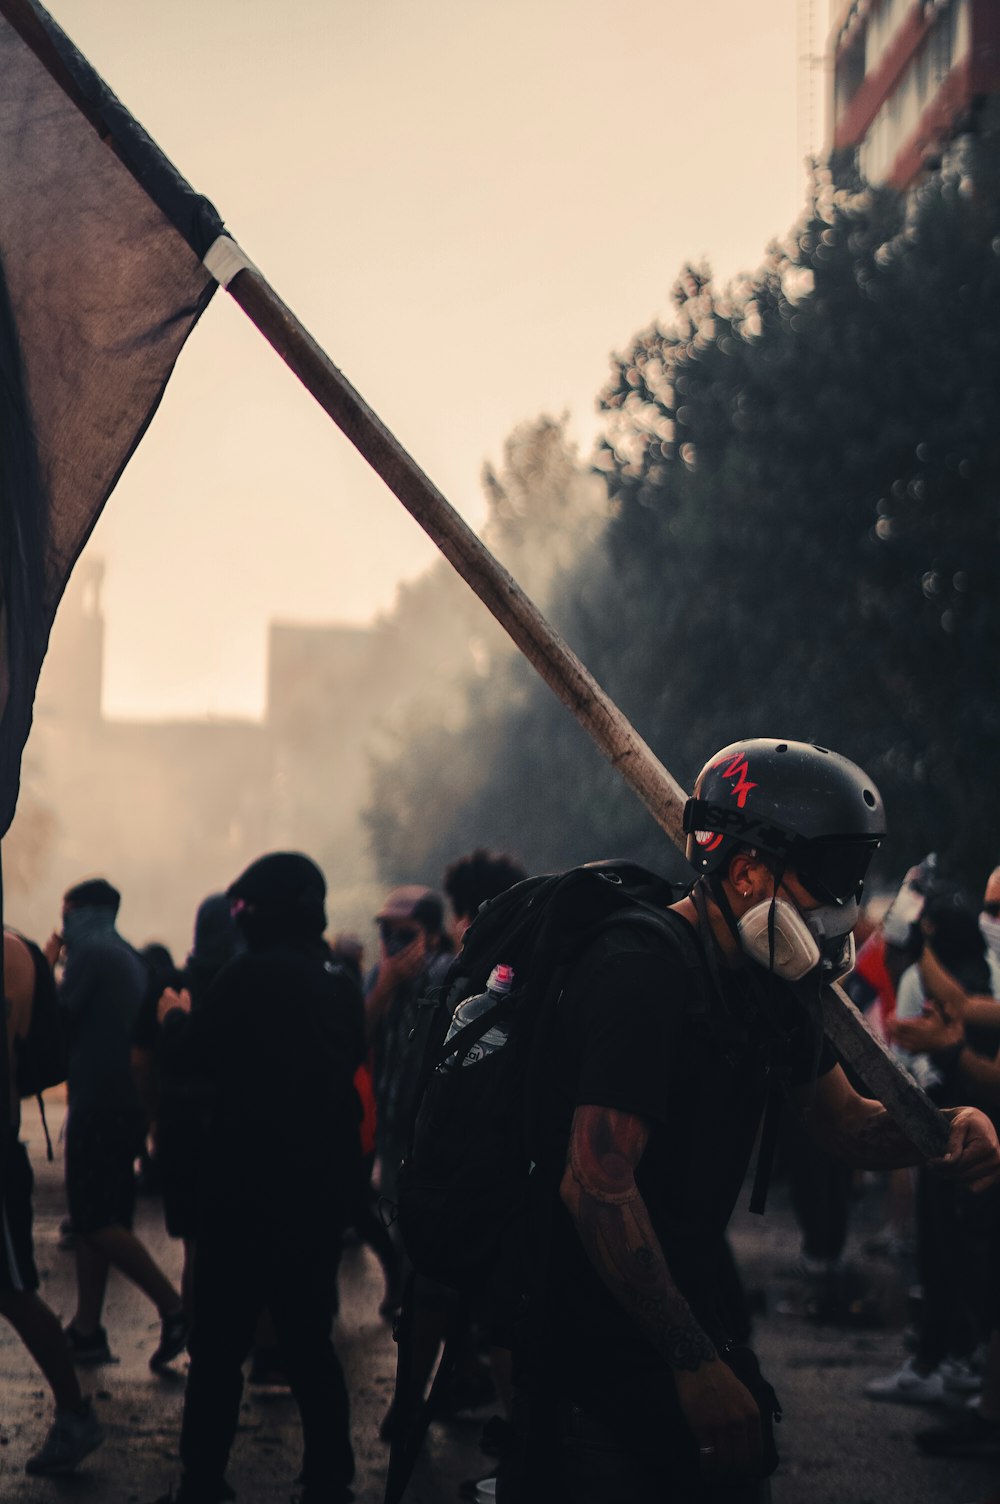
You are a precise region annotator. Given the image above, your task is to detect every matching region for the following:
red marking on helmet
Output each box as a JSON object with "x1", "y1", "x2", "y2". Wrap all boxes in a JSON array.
[
  {"x1": 695, "y1": 831, "x2": 724, "y2": 851},
  {"x1": 717, "y1": 752, "x2": 757, "y2": 809}
]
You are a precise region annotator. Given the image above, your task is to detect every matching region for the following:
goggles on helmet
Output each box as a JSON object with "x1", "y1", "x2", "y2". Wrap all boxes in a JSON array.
[{"x1": 793, "y1": 837, "x2": 881, "y2": 908}]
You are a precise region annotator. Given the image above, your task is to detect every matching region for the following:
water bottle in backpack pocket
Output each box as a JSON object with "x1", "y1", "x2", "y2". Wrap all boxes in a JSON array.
[{"x1": 438, "y1": 963, "x2": 515, "y2": 1070}]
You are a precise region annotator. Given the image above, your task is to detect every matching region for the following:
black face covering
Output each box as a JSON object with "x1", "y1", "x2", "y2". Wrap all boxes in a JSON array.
[{"x1": 235, "y1": 904, "x2": 325, "y2": 951}]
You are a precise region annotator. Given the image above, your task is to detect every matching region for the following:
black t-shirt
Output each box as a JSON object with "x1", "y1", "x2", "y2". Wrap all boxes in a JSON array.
[
  {"x1": 160, "y1": 941, "x2": 364, "y2": 1225},
  {"x1": 540, "y1": 915, "x2": 835, "y2": 1358}
]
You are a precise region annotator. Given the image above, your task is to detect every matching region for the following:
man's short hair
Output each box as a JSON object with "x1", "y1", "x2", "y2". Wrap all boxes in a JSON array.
[
  {"x1": 443, "y1": 849, "x2": 528, "y2": 920},
  {"x1": 64, "y1": 878, "x2": 121, "y2": 915}
]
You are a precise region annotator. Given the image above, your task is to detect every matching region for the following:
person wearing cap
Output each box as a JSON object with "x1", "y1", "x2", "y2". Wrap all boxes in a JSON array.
[
  {"x1": 154, "y1": 853, "x2": 362, "y2": 1504},
  {"x1": 364, "y1": 886, "x2": 453, "y2": 1206},
  {"x1": 503, "y1": 740, "x2": 1000, "y2": 1504}
]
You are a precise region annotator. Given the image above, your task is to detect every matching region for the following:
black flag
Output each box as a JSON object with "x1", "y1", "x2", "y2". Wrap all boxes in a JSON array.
[{"x1": 0, "y1": 0, "x2": 224, "y2": 837}]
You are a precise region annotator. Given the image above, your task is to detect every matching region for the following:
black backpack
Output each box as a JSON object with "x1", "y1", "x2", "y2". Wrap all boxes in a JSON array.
[
  {"x1": 394, "y1": 860, "x2": 709, "y2": 1302},
  {"x1": 12, "y1": 936, "x2": 67, "y2": 1160}
]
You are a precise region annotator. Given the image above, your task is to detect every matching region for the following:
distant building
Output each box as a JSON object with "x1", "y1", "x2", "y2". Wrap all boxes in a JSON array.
[
  {"x1": 7, "y1": 559, "x2": 383, "y2": 953},
  {"x1": 830, "y1": 0, "x2": 1000, "y2": 187}
]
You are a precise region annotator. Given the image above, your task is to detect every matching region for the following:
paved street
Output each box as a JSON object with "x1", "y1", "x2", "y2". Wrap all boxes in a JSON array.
[{"x1": 1, "y1": 1098, "x2": 995, "y2": 1504}]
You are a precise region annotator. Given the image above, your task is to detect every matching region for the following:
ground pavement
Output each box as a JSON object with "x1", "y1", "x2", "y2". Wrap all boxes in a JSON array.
[{"x1": 1, "y1": 1098, "x2": 995, "y2": 1504}]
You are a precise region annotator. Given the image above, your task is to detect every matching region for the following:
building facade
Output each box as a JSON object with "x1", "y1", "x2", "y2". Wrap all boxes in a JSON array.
[
  {"x1": 830, "y1": 0, "x2": 1000, "y2": 187},
  {"x1": 4, "y1": 559, "x2": 383, "y2": 955}
]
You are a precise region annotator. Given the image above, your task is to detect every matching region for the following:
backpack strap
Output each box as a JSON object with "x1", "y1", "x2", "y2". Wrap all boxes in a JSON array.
[
  {"x1": 748, "y1": 1080, "x2": 782, "y2": 1216},
  {"x1": 382, "y1": 1273, "x2": 466, "y2": 1504}
]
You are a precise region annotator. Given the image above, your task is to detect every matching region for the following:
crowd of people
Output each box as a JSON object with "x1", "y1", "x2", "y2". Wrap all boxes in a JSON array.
[
  {"x1": 1, "y1": 736, "x2": 999, "y2": 1504},
  {"x1": 1, "y1": 846, "x2": 529, "y2": 1501}
]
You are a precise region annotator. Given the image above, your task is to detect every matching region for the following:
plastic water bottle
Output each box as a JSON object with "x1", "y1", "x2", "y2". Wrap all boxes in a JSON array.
[
  {"x1": 882, "y1": 852, "x2": 938, "y2": 947},
  {"x1": 439, "y1": 963, "x2": 515, "y2": 1070}
]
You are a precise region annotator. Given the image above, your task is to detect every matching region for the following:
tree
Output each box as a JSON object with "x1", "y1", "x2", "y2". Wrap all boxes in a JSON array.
[
  {"x1": 369, "y1": 107, "x2": 1000, "y2": 892},
  {"x1": 365, "y1": 415, "x2": 608, "y2": 881}
]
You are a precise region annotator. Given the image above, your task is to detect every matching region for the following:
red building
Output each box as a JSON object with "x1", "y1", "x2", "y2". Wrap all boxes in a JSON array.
[{"x1": 830, "y1": 0, "x2": 1000, "y2": 187}]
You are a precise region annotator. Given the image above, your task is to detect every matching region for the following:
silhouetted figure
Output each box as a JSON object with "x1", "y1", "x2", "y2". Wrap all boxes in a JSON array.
[
  {"x1": 443, "y1": 848, "x2": 528, "y2": 945},
  {"x1": 156, "y1": 853, "x2": 362, "y2": 1504},
  {"x1": 54, "y1": 878, "x2": 186, "y2": 1371},
  {"x1": 364, "y1": 886, "x2": 453, "y2": 1204},
  {"x1": 131, "y1": 895, "x2": 243, "y2": 1317},
  {"x1": 1, "y1": 929, "x2": 104, "y2": 1475}
]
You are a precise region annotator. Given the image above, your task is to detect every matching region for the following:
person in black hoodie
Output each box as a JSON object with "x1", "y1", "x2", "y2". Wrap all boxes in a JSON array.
[{"x1": 154, "y1": 853, "x2": 363, "y2": 1504}]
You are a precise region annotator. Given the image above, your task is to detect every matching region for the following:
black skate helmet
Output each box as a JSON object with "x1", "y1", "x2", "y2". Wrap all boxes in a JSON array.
[{"x1": 683, "y1": 739, "x2": 885, "y2": 906}]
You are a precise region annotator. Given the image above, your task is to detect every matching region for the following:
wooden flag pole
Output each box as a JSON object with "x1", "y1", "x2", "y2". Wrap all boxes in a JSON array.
[
  {"x1": 216, "y1": 244, "x2": 948, "y2": 1158},
  {"x1": 213, "y1": 247, "x2": 691, "y2": 851}
]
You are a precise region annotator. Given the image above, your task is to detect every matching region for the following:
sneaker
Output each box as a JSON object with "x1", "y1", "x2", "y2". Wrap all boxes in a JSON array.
[
  {"x1": 864, "y1": 1357, "x2": 946, "y2": 1404},
  {"x1": 915, "y1": 1408, "x2": 1000, "y2": 1458},
  {"x1": 150, "y1": 1308, "x2": 189, "y2": 1371},
  {"x1": 941, "y1": 1356, "x2": 984, "y2": 1396},
  {"x1": 64, "y1": 1322, "x2": 116, "y2": 1365},
  {"x1": 781, "y1": 1253, "x2": 843, "y2": 1281},
  {"x1": 459, "y1": 1475, "x2": 497, "y2": 1501},
  {"x1": 25, "y1": 1398, "x2": 104, "y2": 1475}
]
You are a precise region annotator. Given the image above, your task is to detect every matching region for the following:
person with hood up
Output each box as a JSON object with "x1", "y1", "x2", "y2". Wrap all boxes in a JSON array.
[{"x1": 154, "y1": 853, "x2": 363, "y2": 1504}]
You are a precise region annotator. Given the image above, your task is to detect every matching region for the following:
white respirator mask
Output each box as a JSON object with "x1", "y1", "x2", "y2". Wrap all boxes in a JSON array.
[{"x1": 738, "y1": 895, "x2": 859, "y2": 983}]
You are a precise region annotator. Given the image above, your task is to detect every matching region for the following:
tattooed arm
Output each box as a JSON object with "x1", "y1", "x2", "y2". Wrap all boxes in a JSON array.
[
  {"x1": 794, "y1": 1064, "x2": 1000, "y2": 1191},
  {"x1": 560, "y1": 1103, "x2": 761, "y2": 1479}
]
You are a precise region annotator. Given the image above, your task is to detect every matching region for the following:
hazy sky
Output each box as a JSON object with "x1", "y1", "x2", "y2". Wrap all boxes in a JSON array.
[{"x1": 50, "y1": 0, "x2": 818, "y2": 720}]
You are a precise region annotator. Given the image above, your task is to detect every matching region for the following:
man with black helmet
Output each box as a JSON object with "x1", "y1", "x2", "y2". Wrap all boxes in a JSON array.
[
  {"x1": 510, "y1": 739, "x2": 1000, "y2": 1504},
  {"x1": 154, "y1": 852, "x2": 362, "y2": 1504}
]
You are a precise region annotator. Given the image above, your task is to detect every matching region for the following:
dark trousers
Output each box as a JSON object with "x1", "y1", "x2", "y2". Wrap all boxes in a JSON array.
[
  {"x1": 915, "y1": 1169, "x2": 979, "y2": 1369},
  {"x1": 345, "y1": 1153, "x2": 399, "y2": 1282},
  {"x1": 180, "y1": 1212, "x2": 353, "y2": 1498},
  {"x1": 783, "y1": 1128, "x2": 853, "y2": 1264}
]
